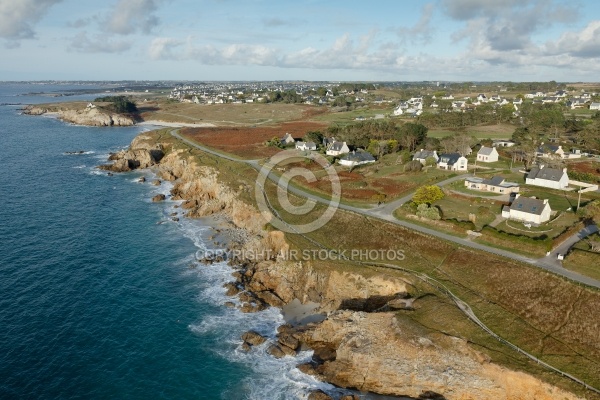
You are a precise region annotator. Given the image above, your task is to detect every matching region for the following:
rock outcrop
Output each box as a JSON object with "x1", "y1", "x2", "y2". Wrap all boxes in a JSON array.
[{"x1": 23, "y1": 105, "x2": 135, "y2": 126}]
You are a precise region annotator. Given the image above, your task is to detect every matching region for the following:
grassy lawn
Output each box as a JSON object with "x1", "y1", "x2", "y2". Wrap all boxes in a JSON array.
[
  {"x1": 434, "y1": 193, "x2": 501, "y2": 229},
  {"x1": 563, "y1": 249, "x2": 600, "y2": 281},
  {"x1": 493, "y1": 211, "x2": 580, "y2": 238},
  {"x1": 520, "y1": 187, "x2": 587, "y2": 212}
]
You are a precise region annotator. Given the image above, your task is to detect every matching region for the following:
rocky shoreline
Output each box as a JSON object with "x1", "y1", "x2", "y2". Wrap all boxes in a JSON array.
[
  {"x1": 22, "y1": 104, "x2": 135, "y2": 126},
  {"x1": 98, "y1": 131, "x2": 584, "y2": 400}
]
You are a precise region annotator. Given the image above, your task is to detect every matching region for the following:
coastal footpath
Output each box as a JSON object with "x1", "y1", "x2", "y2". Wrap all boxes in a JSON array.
[
  {"x1": 98, "y1": 129, "x2": 594, "y2": 400},
  {"x1": 23, "y1": 104, "x2": 135, "y2": 126}
]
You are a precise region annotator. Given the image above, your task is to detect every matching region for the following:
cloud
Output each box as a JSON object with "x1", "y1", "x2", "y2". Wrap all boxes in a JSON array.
[
  {"x1": 546, "y1": 20, "x2": 600, "y2": 58},
  {"x1": 103, "y1": 0, "x2": 162, "y2": 35},
  {"x1": 69, "y1": 31, "x2": 131, "y2": 53},
  {"x1": 0, "y1": 0, "x2": 62, "y2": 40},
  {"x1": 395, "y1": 3, "x2": 434, "y2": 44},
  {"x1": 443, "y1": 0, "x2": 578, "y2": 52},
  {"x1": 149, "y1": 37, "x2": 183, "y2": 59}
]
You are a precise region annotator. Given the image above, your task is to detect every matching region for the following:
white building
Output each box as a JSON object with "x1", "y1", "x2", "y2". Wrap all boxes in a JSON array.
[
  {"x1": 326, "y1": 141, "x2": 350, "y2": 156},
  {"x1": 477, "y1": 146, "x2": 499, "y2": 162},
  {"x1": 437, "y1": 153, "x2": 468, "y2": 171},
  {"x1": 526, "y1": 165, "x2": 569, "y2": 190},
  {"x1": 502, "y1": 194, "x2": 552, "y2": 224}
]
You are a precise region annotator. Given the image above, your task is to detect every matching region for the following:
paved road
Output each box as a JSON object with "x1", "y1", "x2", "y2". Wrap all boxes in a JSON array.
[{"x1": 170, "y1": 130, "x2": 600, "y2": 289}]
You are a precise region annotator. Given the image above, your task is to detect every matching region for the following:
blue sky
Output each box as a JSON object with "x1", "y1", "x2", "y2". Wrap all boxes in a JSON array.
[{"x1": 1, "y1": 0, "x2": 600, "y2": 81}]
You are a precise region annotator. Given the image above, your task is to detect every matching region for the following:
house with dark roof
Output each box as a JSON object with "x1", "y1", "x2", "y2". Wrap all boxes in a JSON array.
[
  {"x1": 326, "y1": 141, "x2": 350, "y2": 156},
  {"x1": 493, "y1": 140, "x2": 516, "y2": 148},
  {"x1": 476, "y1": 146, "x2": 499, "y2": 162},
  {"x1": 464, "y1": 176, "x2": 520, "y2": 194},
  {"x1": 526, "y1": 165, "x2": 569, "y2": 189},
  {"x1": 501, "y1": 194, "x2": 552, "y2": 224},
  {"x1": 339, "y1": 150, "x2": 376, "y2": 167},
  {"x1": 413, "y1": 149, "x2": 439, "y2": 165},
  {"x1": 537, "y1": 143, "x2": 565, "y2": 159},
  {"x1": 437, "y1": 153, "x2": 468, "y2": 171}
]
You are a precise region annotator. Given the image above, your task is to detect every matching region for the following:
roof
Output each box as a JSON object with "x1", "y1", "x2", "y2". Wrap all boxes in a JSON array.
[
  {"x1": 341, "y1": 150, "x2": 375, "y2": 163},
  {"x1": 478, "y1": 146, "x2": 495, "y2": 156},
  {"x1": 329, "y1": 141, "x2": 347, "y2": 151},
  {"x1": 510, "y1": 196, "x2": 548, "y2": 215},
  {"x1": 527, "y1": 166, "x2": 566, "y2": 182},
  {"x1": 438, "y1": 153, "x2": 463, "y2": 165},
  {"x1": 413, "y1": 149, "x2": 436, "y2": 159},
  {"x1": 483, "y1": 176, "x2": 505, "y2": 186}
]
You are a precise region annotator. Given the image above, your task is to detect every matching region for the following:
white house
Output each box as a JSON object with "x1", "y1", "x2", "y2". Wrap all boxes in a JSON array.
[
  {"x1": 339, "y1": 150, "x2": 376, "y2": 167},
  {"x1": 295, "y1": 141, "x2": 317, "y2": 151},
  {"x1": 281, "y1": 133, "x2": 295, "y2": 146},
  {"x1": 526, "y1": 165, "x2": 569, "y2": 190},
  {"x1": 501, "y1": 194, "x2": 552, "y2": 224},
  {"x1": 438, "y1": 153, "x2": 468, "y2": 171},
  {"x1": 413, "y1": 149, "x2": 439, "y2": 165},
  {"x1": 477, "y1": 146, "x2": 499, "y2": 162},
  {"x1": 590, "y1": 102, "x2": 600, "y2": 111},
  {"x1": 326, "y1": 141, "x2": 350, "y2": 156},
  {"x1": 465, "y1": 176, "x2": 520, "y2": 194}
]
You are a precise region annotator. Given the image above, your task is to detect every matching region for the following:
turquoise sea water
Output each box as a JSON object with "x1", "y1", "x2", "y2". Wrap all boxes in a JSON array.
[{"x1": 0, "y1": 84, "x2": 336, "y2": 399}]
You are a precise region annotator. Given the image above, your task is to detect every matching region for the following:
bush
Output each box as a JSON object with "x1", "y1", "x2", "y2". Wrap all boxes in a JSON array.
[
  {"x1": 416, "y1": 203, "x2": 441, "y2": 220},
  {"x1": 94, "y1": 95, "x2": 137, "y2": 113},
  {"x1": 404, "y1": 160, "x2": 423, "y2": 172},
  {"x1": 413, "y1": 185, "x2": 445, "y2": 205}
]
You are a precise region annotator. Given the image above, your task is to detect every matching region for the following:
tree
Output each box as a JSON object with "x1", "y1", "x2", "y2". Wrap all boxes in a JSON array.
[
  {"x1": 512, "y1": 127, "x2": 541, "y2": 169},
  {"x1": 424, "y1": 156, "x2": 437, "y2": 167},
  {"x1": 397, "y1": 122, "x2": 428, "y2": 151},
  {"x1": 304, "y1": 130, "x2": 323, "y2": 145},
  {"x1": 412, "y1": 185, "x2": 445, "y2": 205}
]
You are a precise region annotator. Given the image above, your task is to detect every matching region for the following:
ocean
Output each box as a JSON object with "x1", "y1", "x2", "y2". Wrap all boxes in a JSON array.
[{"x1": 0, "y1": 83, "x2": 335, "y2": 399}]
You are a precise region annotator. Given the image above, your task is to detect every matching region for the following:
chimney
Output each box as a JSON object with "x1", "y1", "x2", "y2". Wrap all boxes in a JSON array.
[
  {"x1": 543, "y1": 199, "x2": 549, "y2": 204},
  {"x1": 539, "y1": 164, "x2": 545, "y2": 169},
  {"x1": 563, "y1": 167, "x2": 567, "y2": 173}
]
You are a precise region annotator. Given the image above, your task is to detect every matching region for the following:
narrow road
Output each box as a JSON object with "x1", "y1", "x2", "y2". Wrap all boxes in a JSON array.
[{"x1": 170, "y1": 130, "x2": 600, "y2": 289}]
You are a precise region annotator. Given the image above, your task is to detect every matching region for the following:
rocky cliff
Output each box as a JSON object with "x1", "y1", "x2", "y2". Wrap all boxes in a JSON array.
[
  {"x1": 104, "y1": 131, "x2": 585, "y2": 400},
  {"x1": 23, "y1": 105, "x2": 135, "y2": 126}
]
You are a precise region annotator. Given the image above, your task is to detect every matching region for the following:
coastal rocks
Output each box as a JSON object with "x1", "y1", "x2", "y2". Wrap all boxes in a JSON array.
[
  {"x1": 241, "y1": 331, "x2": 267, "y2": 347},
  {"x1": 152, "y1": 194, "x2": 166, "y2": 202},
  {"x1": 294, "y1": 310, "x2": 582, "y2": 400},
  {"x1": 138, "y1": 176, "x2": 146, "y2": 183},
  {"x1": 57, "y1": 108, "x2": 135, "y2": 126},
  {"x1": 307, "y1": 390, "x2": 333, "y2": 400},
  {"x1": 22, "y1": 106, "x2": 47, "y2": 115},
  {"x1": 152, "y1": 179, "x2": 161, "y2": 186},
  {"x1": 23, "y1": 105, "x2": 135, "y2": 126},
  {"x1": 99, "y1": 146, "x2": 164, "y2": 172}
]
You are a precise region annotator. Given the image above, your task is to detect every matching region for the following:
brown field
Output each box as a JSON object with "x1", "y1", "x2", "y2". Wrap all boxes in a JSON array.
[
  {"x1": 180, "y1": 121, "x2": 327, "y2": 159},
  {"x1": 138, "y1": 100, "x2": 326, "y2": 126},
  {"x1": 568, "y1": 160, "x2": 600, "y2": 175}
]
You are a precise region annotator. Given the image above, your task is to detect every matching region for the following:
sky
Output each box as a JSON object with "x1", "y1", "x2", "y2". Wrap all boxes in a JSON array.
[{"x1": 1, "y1": 0, "x2": 600, "y2": 82}]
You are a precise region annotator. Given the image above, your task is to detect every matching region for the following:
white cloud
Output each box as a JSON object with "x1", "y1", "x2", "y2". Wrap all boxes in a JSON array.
[
  {"x1": 0, "y1": 0, "x2": 62, "y2": 40},
  {"x1": 149, "y1": 37, "x2": 183, "y2": 59},
  {"x1": 103, "y1": 0, "x2": 162, "y2": 35},
  {"x1": 548, "y1": 20, "x2": 600, "y2": 58},
  {"x1": 69, "y1": 31, "x2": 131, "y2": 53}
]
